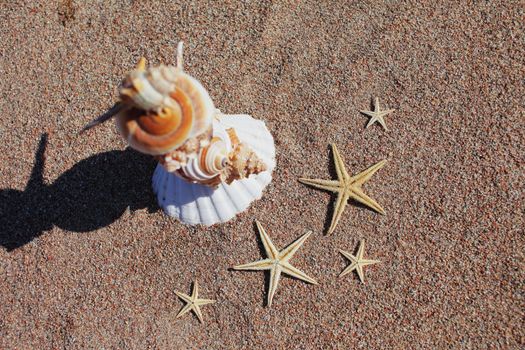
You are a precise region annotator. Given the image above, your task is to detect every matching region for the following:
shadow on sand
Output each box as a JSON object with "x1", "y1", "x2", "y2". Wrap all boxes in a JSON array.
[{"x1": 0, "y1": 133, "x2": 158, "y2": 251}]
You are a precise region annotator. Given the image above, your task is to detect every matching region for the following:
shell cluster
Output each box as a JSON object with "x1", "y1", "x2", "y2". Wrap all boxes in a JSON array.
[
  {"x1": 85, "y1": 42, "x2": 277, "y2": 225},
  {"x1": 153, "y1": 114, "x2": 275, "y2": 225},
  {"x1": 114, "y1": 43, "x2": 268, "y2": 188}
]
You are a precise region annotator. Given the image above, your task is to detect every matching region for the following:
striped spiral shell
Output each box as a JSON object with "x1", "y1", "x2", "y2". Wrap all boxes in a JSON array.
[
  {"x1": 160, "y1": 116, "x2": 267, "y2": 186},
  {"x1": 116, "y1": 57, "x2": 215, "y2": 156},
  {"x1": 79, "y1": 40, "x2": 277, "y2": 224},
  {"x1": 113, "y1": 42, "x2": 267, "y2": 188}
]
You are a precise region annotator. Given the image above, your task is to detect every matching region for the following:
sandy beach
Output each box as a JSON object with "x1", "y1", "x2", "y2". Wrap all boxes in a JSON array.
[{"x1": 0, "y1": 1, "x2": 523, "y2": 348}]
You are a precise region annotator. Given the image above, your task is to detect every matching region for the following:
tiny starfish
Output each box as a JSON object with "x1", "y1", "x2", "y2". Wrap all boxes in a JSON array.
[
  {"x1": 360, "y1": 97, "x2": 395, "y2": 130},
  {"x1": 233, "y1": 220, "x2": 318, "y2": 307},
  {"x1": 339, "y1": 240, "x2": 379, "y2": 283},
  {"x1": 298, "y1": 143, "x2": 386, "y2": 235},
  {"x1": 174, "y1": 281, "x2": 215, "y2": 323}
]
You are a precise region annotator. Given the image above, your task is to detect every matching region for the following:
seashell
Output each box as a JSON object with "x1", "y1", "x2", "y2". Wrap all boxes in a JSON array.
[
  {"x1": 153, "y1": 113, "x2": 275, "y2": 225},
  {"x1": 158, "y1": 110, "x2": 269, "y2": 187},
  {"x1": 84, "y1": 41, "x2": 275, "y2": 225},
  {"x1": 115, "y1": 44, "x2": 215, "y2": 156}
]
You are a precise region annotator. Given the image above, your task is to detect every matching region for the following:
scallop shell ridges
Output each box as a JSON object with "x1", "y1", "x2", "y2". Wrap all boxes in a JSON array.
[{"x1": 152, "y1": 114, "x2": 275, "y2": 225}]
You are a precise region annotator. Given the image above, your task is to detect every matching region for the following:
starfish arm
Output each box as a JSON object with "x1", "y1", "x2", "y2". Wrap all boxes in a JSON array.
[
  {"x1": 331, "y1": 144, "x2": 350, "y2": 180},
  {"x1": 350, "y1": 160, "x2": 387, "y2": 187},
  {"x1": 379, "y1": 109, "x2": 395, "y2": 116},
  {"x1": 195, "y1": 298, "x2": 215, "y2": 306},
  {"x1": 359, "y1": 110, "x2": 374, "y2": 118},
  {"x1": 192, "y1": 281, "x2": 199, "y2": 300},
  {"x1": 360, "y1": 259, "x2": 380, "y2": 266},
  {"x1": 356, "y1": 265, "x2": 365, "y2": 283},
  {"x1": 175, "y1": 291, "x2": 192, "y2": 303},
  {"x1": 267, "y1": 265, "x2": 282, "y2": 307},
  {"x1": 356, "y1": 240, "x2": 366, "y2": 260},
  {"x1": 339, "y1": 262, "x2": 358, "y2": 277},
  {"x1": 366, "y1": 116, "x2": 378, "y2": 129},
  {"x1": 374, "y1": 97, "x2": 380, "y2": 111},
  {"x1": 298, "y1": 178, "x2": 341, "y2": 192},
  {"x1": 327, "y1": 192, "x2": 349, "y2": 235},
  {"x1": 339, "y1": 250, "x2": 358, "y2": 264},
  {"x1": 256, "y1": 220, "x2": 279, "y2": 259},
  {"x1": 281, "y1": 262, "x2": 318, "y2": 285},
  {"x1": 193, "y1": 305, "x2": 204, "y2": 323},
  {"x1": 233, "y1": 258, "x2": 274, "y2": 271},
  {"x1": 279, "y1": 231, "x2": 312, "y2": 262},
  {"x1": 376, "y1": 116, "x2": 388, "y2": 130},
  {"x1": 176, "y1": 303, "x2": 194, "y2": 319},
  {"x1": 349, "y1": 186, "x2": 385, "y2": 214}
]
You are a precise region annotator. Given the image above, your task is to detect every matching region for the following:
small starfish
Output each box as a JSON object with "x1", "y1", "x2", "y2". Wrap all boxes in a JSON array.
[
  {"x1": 233, "y1": 221, "x2": 318, "y2": 307},
  {"x1": 360, "y1": 97, "x2": 395, "y2": 130},
  {"x1": 339, "y1": 240, "x2": 379, "y2": 283},
  {"x1": 174, "y1": 281, "x2": 215, "y2": 323},
  {"x1": 298, "y1": 144, "x2": 386, "y2": 235}
]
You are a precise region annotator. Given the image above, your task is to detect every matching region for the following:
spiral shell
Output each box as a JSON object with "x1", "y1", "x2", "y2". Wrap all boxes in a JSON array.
[
  {"x1": 176, "y1": 137, "x2": 229, "y2": 184},
  {"x1": 82, "y1": 41, "x2": 275, "y2": 225},
  {"x1": 115, "y1": 57, "x2": 215, "y2": 156},
  {"x1": 158, "y1": 114, "x2": 267, "y2": 186},
  {"x1": 109, "y1": 41, "x2": 270, "y2": 193}
]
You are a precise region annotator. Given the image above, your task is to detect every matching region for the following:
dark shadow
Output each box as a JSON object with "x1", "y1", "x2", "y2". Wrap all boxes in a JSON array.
[
  {"x1": 321, "y1": 145, "x2": 339, "y2": 234},
  {"x1": 321, "y1": 192, "x2": 338, "y2": 235},
  {"x1": 0, "y1": 134, "x2": 53, "y2": 250},
  {"x1": 0, "y1": 133, "x2": 158, "y2": 251}
]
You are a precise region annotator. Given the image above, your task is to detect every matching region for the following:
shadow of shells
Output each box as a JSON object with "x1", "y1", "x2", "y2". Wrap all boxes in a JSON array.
[{"x1": 0, "y1": 133, "x2": 157, "y2": 251}]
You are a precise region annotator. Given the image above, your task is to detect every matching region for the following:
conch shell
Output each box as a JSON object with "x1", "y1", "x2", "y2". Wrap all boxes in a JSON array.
[
  {"x1": 84, "y1": 41, "x2": 276, "y2": 225},
  {"x1": 114, "y1": 42, "x2": 267, "y2": 187}
]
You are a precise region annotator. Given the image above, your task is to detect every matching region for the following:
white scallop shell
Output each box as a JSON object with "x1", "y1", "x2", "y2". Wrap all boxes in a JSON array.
[{"x1": 152, "y1": 114, "x2": 275, "y2": 225}]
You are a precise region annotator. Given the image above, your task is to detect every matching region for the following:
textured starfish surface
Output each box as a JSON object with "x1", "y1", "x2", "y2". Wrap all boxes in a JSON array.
[
  {"x1": 175, "y1": 281, "x2": 215, "y2": 323},
  {"x1": 339, "y1": 240, "x2": 380, "y2": 283},
  {"x1": 298, "y1": 143, "x2": 386, "y2": 235},
  {"x1": 360, "y1": 97, "x2": 395, "y2": 130},
  {"x1": 233, "y1": 221, "x2": 318, "y2": 307}
]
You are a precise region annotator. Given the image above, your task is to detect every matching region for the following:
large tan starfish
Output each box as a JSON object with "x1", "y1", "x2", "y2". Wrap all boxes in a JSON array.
[
  {"x1": 175, "y1": 281, "x2": 215, "y2": 323},
  {"x1": 360, "y1": 97, "x2": 395, "y2": 130},
  {"x1": 339, "y1": 240, "x2": 379, "y2": 283},
  {"x1": 233, "y1": 221, "x2": 318, "y2": 307},
  {"x1": 298, "y1": 143, "x2": 386, "y2": 235}
]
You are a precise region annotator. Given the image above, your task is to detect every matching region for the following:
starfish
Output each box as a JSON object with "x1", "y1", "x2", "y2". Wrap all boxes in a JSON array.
[
  {"x1": 174, "y1": 281, "x2": 215, "y2": 323},
  {"x1": 298, "y1": 143, "x2": 386, "y2": 235},
  {"x1": 339, "y1": 240, "x2": 379, "y2": 283},
  {"x1": 233, "y1": 220, "x2": 318, "y2": 307},
  {"x1": 360, "y1": 97, "x2": 395, "y2": 130}
]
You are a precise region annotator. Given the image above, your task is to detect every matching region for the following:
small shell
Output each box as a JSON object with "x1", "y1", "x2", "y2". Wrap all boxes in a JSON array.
[
  {"x1": 159, "y1": 115, "x2": 268, "y2": 186},
  {"x1": 116, "y1": 59, "x2": 215, "y2": 155},
  {"x1": 153, "y1": 114, "x2": 275, "y2": 225},
  {"x1": 174, "y1": 137, "x2": 229, "y2": 185}
]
